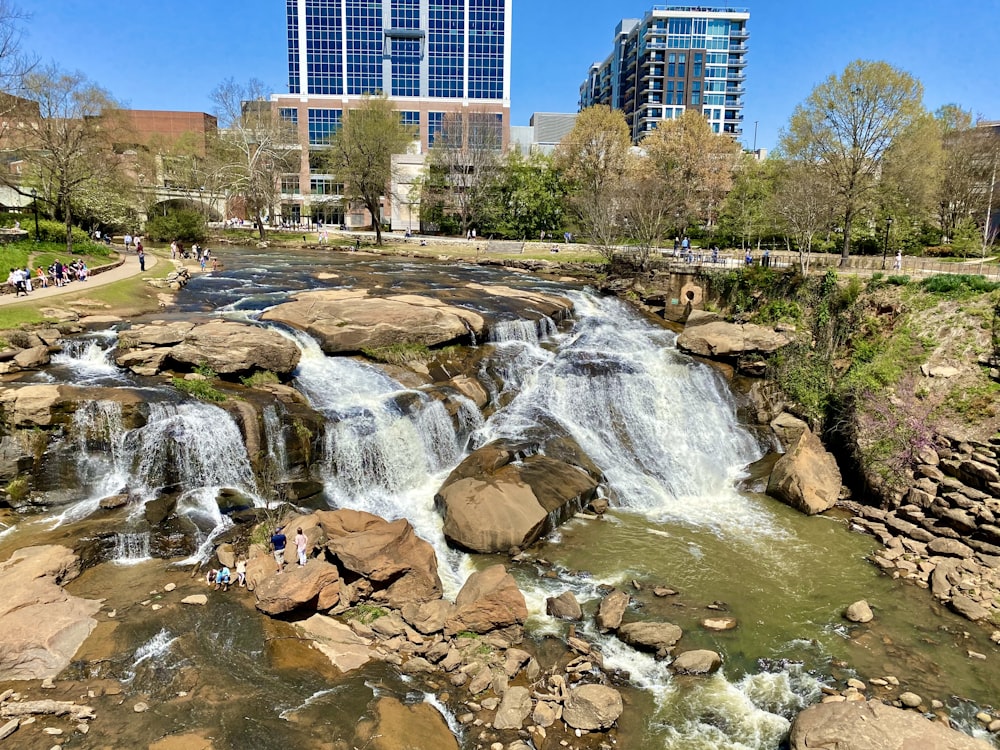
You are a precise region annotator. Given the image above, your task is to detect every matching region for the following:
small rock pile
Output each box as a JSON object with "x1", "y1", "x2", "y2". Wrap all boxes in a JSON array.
[{"x1": 849, "y1": 431, "x2": 1000, "y2": 624}]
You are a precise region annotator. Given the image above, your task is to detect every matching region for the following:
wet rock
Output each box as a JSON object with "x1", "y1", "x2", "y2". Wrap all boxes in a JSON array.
[
  {"x1": 701, "y1": 616, "x2": 738, "y2": 631},
  {"x1": 444, "y1": 565, "x2": 527, "y2": 636},
  {"x1": 254, "y1": 560, "x2": 340, "y2": 615},
  {"x1": 12, "y1": 346, "x2": 51, "y2": 369},
  {"x1": 949, "y1": 594, "x2": 990, "y2": 622},
  {"x1": 98, "y1": 494, "x2": 128, "y2": 510},
  {"x1": 493, "y1": 686, "x2": 532, "y2": 730},
  {"x1": 767, "y1": 428, "x2": 843, "y2": 515},
  {"x1": 596, "y1": 590, "x2": 630, "y2": 632},
  {"x1": 0, "y1": 546, "x2": 101, "y2": 681},
  {"x1": 353, "y1": 696, "x2": 461, "y2": 750},
  {"x1": 844, "y1": 600, "x2": 874, "y2": 624},
  {"x1": 789, "y1": 700, "x2": 991, "y2": 750},
  {"x1": 295, "y1": 614, "x2": 373, "y2": 673},
  {"x1": 0, "y1": 719, "x2": 17, "y2": 740},
  {"x1": 532, "y1": 700, "x2": 559, "y2": 728},
  {"x1": 618, "y1": 621, "x2": 683, "y2": 657},
  {"x1": 545, "y1": 591, "x2": 583, "y2": 621},
  {"x1": 562, "y1": 684, "x2": 623, "y2": 731},
  {"x1": 670, "y1": 649, "x2": 722, "y2": 675},
  {"x1": 0, "y1": 700, "x2": 95, "y2": 721}
]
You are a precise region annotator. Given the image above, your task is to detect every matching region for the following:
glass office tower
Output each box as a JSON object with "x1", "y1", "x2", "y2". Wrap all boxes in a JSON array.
[{"x1": 580, "y1": 6, "x2": 749, "y2": 143}]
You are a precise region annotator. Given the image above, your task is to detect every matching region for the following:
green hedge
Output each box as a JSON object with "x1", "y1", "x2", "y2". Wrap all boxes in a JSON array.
[{"x1": 145, "y1": 209, "x2": 206, "y2": 243}]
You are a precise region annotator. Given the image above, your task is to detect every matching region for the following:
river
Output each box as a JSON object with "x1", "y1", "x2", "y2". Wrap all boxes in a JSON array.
[{"x1": 0, "y1": 246, "x2": 996, "y2": 749}]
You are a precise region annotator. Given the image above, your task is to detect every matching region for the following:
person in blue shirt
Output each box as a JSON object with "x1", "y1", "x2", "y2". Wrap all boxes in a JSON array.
[{"x1": 270, "y1": 528, "x2": 287, "y2": 574}]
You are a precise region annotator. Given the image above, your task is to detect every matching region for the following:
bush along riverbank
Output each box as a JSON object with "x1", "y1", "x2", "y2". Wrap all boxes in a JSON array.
[{"x1": 640, "y1": 264, "x2": 1000, "y2": 632}]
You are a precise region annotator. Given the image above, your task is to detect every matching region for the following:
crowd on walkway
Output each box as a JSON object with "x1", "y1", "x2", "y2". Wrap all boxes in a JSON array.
[{"x1": 6, "y1": 259, "x2": 92, "y2": 296}]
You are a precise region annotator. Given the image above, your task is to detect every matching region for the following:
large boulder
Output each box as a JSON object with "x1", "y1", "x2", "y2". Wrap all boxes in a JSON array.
[
  {"x1": 436, "y1": 441, "x2": 599, "y2": 553},
  {"x1": 444, "y1": 564, "x2": 527, "y2": 636},
  {"x1": 562, "y1": 684, "x2": 624, "y2": 731},
  {"x1": 253, "y1": 559, "x2": 341, "y2": 615},
  {"x1": 767, "y1": 428, "x2": 842, "y2": 515},
  {"x1": 493, "y1": 686, "x2": 533, "y2": 730},
  {"x1": 617, "y1": 621, "x2": 683, "y2": 657},
  {"x1": 596, "y1": 590, "x2": 630, "y2": 632},
  {"x1": 677, "y1": 312, "x2": 792, "y2": 359},
  {"x1": 546, "y1": 591, "x2": 583, "y2": 621},
  {"x1": 0, "y1": 546, "x2": 102, "y2": 680},
  {"x1": 318, "y1": 510, "x2": 442, "y2": 607},
  {"x1": 167, "y1": 320, "x2": 301, "y2": 376},
  {"x1": 0, "y1": 385, "x2": 147, "y2": 430},
  {"x1": 261, "y1": 289, "x2": 484, "y2": 354},
  {"x1": 789, "y1": 700, "x2": 992, "y2": 750},
  {"x1": 670, "y1": 649, "x2": 722, "y2": 675}
]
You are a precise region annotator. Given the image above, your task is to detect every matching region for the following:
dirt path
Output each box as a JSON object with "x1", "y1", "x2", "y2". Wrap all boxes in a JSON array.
[{"x1": 0, "y1": 252, "x2": 161, "y2": 308}]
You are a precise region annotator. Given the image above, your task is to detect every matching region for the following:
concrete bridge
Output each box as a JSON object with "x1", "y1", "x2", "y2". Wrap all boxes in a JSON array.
[{"x1": 141, "y1": 186, "x2": 227, "y2": 222}]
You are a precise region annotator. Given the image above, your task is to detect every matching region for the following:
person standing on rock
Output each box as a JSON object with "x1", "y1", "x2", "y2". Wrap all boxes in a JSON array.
[
  {"x1": 295, "y1": 527, "x2": 308, "y2": 567},
  {"x1": 271, "y1": 527, "x2": 287, "y2": 574}
]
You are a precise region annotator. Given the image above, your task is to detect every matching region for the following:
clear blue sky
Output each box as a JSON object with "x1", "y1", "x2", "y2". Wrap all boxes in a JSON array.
[{"x1": 19, "y1": 0, "x2": 1000, "y2": 152}]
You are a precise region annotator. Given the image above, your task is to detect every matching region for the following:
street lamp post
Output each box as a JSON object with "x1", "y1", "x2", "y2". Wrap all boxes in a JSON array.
[
  {"x1": 881, "y1": 216, "x2": 893, "y2": 270},
  {"x1": 30, "y1": 188, "x2": 39, "y2": 241}
]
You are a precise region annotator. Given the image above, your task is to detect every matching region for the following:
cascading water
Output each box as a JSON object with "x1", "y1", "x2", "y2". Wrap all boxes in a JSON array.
[
  {"x1": 262, "y1": 404, "x2": 290, "y2": 481},
  {"x1": 60, "y1": 398, "x2": 262, "y2": 562},
  {"x1": 279, "y1": 328, "x2": 481, "y2": 592},
  {"x1": 477, "y1": 290, "x2": 776, "y2": 536},
  {"x1": 49, "y1": 330, "x2": 124, "y2": 385},
  {"x1": 487, "y1": 315, "x2": 557, "y2": 344}
]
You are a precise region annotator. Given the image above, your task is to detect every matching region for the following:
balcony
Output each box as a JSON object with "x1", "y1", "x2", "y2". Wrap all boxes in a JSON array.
[
  {"x1": 724, "y1": 112, "x2": 744, "y2": 122},
  {"x1": 727, "y1": 56, "x2": 747, "y2": 68},
  {"x1": 727, "y1": 71, "x2": 746, "y2": 82},
  {"x1": 725, "y1": 85, "x2": 745, "y2": 95},
  {"x1": 729, "y1": 43, "x2": 749, "y2": 53},
  {"x1": 730, "y1": 27, "x2": 749, "y2": 40}
]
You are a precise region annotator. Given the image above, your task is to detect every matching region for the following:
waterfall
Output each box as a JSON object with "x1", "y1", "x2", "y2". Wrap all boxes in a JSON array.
[
  {"x1": 50, "y1": 330, "x2": 123, "y2": 384},
  {"x1": 112, "y1": 532, "x2": 151, "y2": 564},
  {"x1": 262, "y1": 404, "x2": 290, "y2": 480},
  {"x1": 58, "y1": 399, "x2": 261, "y2": 562},
  {"x1": 280, "y1": 328, "x2": 481, "y2": 593},
  {"x1": 487, "y1": 315, "x2": 557, "y2": 343},
  {"x1": 476, "y1": 290, "x2": 779, "y2": 537},
  {"x1": 125, "y1": 628, "x2": 179, "y2": 683}
]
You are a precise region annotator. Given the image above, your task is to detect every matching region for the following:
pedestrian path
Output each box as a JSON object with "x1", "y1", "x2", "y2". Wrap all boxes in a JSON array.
[{"x1": 0, "y1": 252, "x2": 159, "y2": 307}]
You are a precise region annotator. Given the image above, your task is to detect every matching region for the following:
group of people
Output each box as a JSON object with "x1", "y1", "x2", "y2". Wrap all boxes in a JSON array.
[
  {"x1": 6, "y1": 259, "x2": 90, "y2": 295},
  {"x1": 206, "y1": 558, "x2": 248, "y2": 592},
  {"x1": 270, "y1": 526, "x2": 310, "y2": 573}
]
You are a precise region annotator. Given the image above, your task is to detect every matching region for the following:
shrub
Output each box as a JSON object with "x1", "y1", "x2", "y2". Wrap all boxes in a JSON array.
[
  {"x1": 344, "y1": 604, "x2": 388, "y2": 624},
  {"x1": 920, "y1": 274, "x2": 1000, "y2": 296},
  {"x1": 361, "y1": 343, "x2": 433, "y2": 365},
  {"x1": 145, "y1": 208, "x2": 206, "y2": 243},
  {"x1": 171, "y1": 377, "x2": 226, "y2": 403},
  {"x1": 241, "y1": 371, "x2": 279, "y2": 387}
]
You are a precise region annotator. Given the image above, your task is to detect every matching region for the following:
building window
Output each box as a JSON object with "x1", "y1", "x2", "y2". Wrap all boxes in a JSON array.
[
  {"x1": 428, "y1": 0, "x2": 465, "y2": 98},
  {"x1": 468, "y1": 0, "x2": 505, "y2": 100},
  {"x1": 308, "y1": 108, "x2": 342, "y2": 145},
  {"x1": 345, "y1": 0, "x2": 382, "y2": 95},
  {"x1": 281, "y1": 175, "x2": 300, "y2": 195},
  {"x1": 400, "y1": 111, "x2": 420, "y2": 132},
  {"x1": 287, "y1": 0, "x2": 300, "y2": 94},
  {"x1": 305, "y1": 0, "x2": 343, "y2": 95},
  {"x1": 428, "y1": 111, "x2": 445, "y2": 146},
  {"x1": 310, "y1": 176, "x2": 344, "y2": 195},
  {"x1": 279, "y1": 107, "x2": 299, "y2": 125}
]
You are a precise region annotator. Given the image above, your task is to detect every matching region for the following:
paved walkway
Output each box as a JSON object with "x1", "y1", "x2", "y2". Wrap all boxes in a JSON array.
[{"x1": 0, "y1": 252, "x2": 161, "y2": 307}]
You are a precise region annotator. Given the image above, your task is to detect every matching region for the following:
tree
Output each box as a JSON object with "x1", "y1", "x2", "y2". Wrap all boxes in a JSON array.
[
  {"x1": 423, "y1": 110, "x2": 502, "y2": 236},
  {"x1": 485, "y1": 151, "x2": 566, "y2": 240},
  {"x1": 554, "y1": 106, "x2": 632, "y2": 260},
  {"x1": 209, "y1": 78, "x2": 297, "y2": 241},
  {"x1": 642, "y1": 109, "x2": 742, "y2": 236},
  {"x1": 620, "y1": 153, "x2": 671, "y2": 269},
  {"x1": 780, "y1": 60, "x2": 926, "y2": 264},
  {"x1": 771, "y1": 159, "x2": 837, "y2": 274},
  {"x1": 11, "y1": 66, "x2": 126, "y2": 252},
  {"x1": 717, "y1": 153, "x2": 776, "y2": 250},
  {"x1": 322, "y1": 94, "x2": 415, "y2": 246}
]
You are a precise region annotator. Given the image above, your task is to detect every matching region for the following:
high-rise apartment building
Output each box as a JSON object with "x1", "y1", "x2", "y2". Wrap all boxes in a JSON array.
[
  {"x1": 273, "y1": 0, "x2": 512, "y2": 226},
  {"x1": 580, "y1": 6, "x2": 749, "y2": 143}
]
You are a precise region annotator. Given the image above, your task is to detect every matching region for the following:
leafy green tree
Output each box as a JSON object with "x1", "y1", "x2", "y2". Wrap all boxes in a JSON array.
[
  {"x1": 642, "y1": 109, "x2": 742, "y2": 236},
  {"x1": 209, "y1": 78, "x2": 297, "y2": 242},
  {"x1": 780, "y1": 60, "x2": 926, "y2": 264},
  {"x1": 771, "y1": 159, "x2": 837, "y2": 274},
  {"x1": 322, "y1": 95, "x2": 415, "y2": 246},
  {"x1": 12, "y1": 65, "x2": 127, "y2": 253},
  {"x1": 485, "y1": 151, "x2": 566, "y2": 240},
  {"x1": 717, "y1": 153, "x2": 777, "y2": 249},
  {"x1": 554, "y1": 105, "x2": 632, "y2": 260}
]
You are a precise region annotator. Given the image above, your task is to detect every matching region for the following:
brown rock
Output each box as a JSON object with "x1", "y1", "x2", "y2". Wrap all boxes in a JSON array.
[
  {"x1": 844, "y1": 600, "x2": 874, "y2": 624},
  {"x1": 295, "y1": 614, "x2": 372, "y2": 673},
  {"x1": 617, "y1": 621, "x2": 683, "y2": 657},
  {"x1": 927, "y1": 538, "x2": 974, "y2": 559},
  {"x1": 676, "y1": 318, "x2": 791, "y2": 359},
  {"x1": 767, "y1": 428, "x2": 843, "y2": 515},
  {"x1": 0, "y1": 546, "x2": 101, "y2": 681},
  {"x1": 444, "y1": 565, "x2": 527, "y2": 635},
  {"x1": 12, "y1": 346, "x2": 50, "y2": 369},
  {"x1": 562, "y1": 684, "x2": 623, "y2": 731},
  {"x1": 253, "y1": 560, "x2": 340, "y2": 615},
  {"x1": 546, "y1": 591, "x2": 583, "y2": 621},
  {"x1": 670, "y1": 649, "x2": 723, "y2": 675},
  {"x1": 596, "y1": 590, "x2": 630, "y2": 632},
  {"x1": 493, "y1": 686, "x2": 532, "y2": 730},
  {"x1": 167, "y1": 320, "x2": 301, "y2": 376},
  {"x1": 353, "y1": 696, "x2": 460, "y2": 750},
  {"x1": 789, "y1": 699, "x2": 991, "y2": 750}
]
